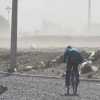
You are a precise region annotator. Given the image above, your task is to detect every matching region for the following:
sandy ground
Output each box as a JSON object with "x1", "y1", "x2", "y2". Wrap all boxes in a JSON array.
[{"x1": 0, "y1": 74, "x2": 100, "y2": 100}]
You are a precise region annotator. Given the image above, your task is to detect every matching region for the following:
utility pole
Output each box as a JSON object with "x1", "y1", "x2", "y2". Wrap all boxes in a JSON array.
[
  {"x1": 9, "y1": 0, "x2": 18, "y2": 72},
  {"x1": 88, "y1": 0, "x2": 91, "y2": 30}
]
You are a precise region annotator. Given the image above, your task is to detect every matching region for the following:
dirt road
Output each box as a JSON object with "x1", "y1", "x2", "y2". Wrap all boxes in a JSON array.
[{"x1": 0, "y1": 74, "x2": 99, "y2": 100}]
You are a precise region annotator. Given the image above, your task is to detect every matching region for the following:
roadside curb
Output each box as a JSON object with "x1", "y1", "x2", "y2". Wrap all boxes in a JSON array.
[{"x1": 0, "y1": 71, "x2": 100, "y2": 82}]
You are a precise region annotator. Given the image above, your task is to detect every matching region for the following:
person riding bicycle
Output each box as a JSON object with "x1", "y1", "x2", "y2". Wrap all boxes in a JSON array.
[{"x1": 64, "y1": 46, "x2": 83, "y2": 95}]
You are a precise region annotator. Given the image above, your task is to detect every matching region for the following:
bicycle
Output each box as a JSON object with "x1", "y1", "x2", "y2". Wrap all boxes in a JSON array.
[{"x1": 65, "y1": 67, "x2": 80, "y2": 96}]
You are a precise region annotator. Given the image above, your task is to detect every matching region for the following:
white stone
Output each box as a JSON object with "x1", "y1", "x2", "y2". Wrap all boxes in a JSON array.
[
  {"x1": 91, "y1": 66, "x2": 98, "y2": 72},
  {"x1": 25, "y1": 66, "x2": 33, "y2": 69}
]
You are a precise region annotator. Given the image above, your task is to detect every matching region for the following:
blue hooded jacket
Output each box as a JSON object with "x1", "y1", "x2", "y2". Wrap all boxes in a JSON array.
[{"x1": 64, "y1": 48, "x2": 83, "y2": 64}]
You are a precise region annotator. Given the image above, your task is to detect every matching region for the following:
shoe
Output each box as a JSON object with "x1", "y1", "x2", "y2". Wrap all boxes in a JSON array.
[
  {"x1": 64, "y1": 93, "x2": 70, "y2": 96},
  {"x1": 73, "y1": 92, "x2": 79, "y2": 96}
]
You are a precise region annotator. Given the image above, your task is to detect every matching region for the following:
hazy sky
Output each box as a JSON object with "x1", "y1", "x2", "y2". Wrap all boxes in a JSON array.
[{"x1": 0, "y1": 0, "x2": 100, "y2": 35}]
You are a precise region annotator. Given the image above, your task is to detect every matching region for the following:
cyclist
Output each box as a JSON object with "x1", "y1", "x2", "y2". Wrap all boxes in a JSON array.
[{"x1": 64, "y1": 46, "x2": 83, "y2": 95}]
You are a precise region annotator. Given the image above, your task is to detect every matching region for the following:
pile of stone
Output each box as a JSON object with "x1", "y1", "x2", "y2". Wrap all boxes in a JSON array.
[
  {"x1": 91, "y1": 50, "x2": 100, "y2": 67},
  {"x1": 93, "y1": 50, "x2": 100, "y2": 60},
  {"x1": 80, "y1": 61, "x2": 93, "y2": 74},
  {"x1": 77, "y1": 50, "x2": 100, "y2": 78},
  {"x1": 80, "y1": 50, "x2": 90, "y2": 60},
  {"x1": 0, "y1": 85, "x2": 8, "y2": 95},
  {"x1": 80, "y1": 60, "x2": 98, "y2": 78},
  {"x1": 46, "y1": 55, "x2": 64, "y2": 68},
  {"x1": 80, "y1": 61, "x2": 98, "y2": 74}
]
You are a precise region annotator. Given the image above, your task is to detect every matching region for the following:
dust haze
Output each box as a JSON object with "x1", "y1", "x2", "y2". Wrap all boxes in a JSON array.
[{"x1": 0, "y1": 0, "x2": 100, "y2": 48}]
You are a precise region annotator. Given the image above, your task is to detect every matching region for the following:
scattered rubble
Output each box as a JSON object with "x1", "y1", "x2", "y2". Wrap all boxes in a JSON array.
[
  {"x1": 0, "y1": 85, "x2": 8, "y2": 95},
  {"x1": 88, "y1": 51, "x2": 96, "y2": 60},
  {"x1": 80, "y1": 50, "x2": 90, "y2": 60},
  {"x1": 0, "y1": 49, "x2": 100, "y2": 79},
  {"x1": 80, "y1": 61, "x2": 93, "y2": 74},
  {"x1": 14, "y1": 65, "x2": 33, "y2": 72},
  {"x1": 93, "y1": 50, "x2": 100, "y2": 61},
  {"x1": 91, "y1": 50, "x2": 100, "y2": 67},
  {"x1": 80, "y1": 60, "x2": 98, "y2": 78}
]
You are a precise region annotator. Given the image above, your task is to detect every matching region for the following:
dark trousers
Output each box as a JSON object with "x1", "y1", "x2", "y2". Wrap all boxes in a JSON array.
[{"x1": 65, "y1": 62, "x2": 80, "y2": 87}]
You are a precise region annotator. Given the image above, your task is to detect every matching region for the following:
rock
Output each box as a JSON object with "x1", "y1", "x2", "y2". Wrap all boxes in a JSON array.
[
  {"x1": 48, "y1": 55, "x2": 64, "y2": 68},
  {"x1": 80, "y1": 61, "x2": 98, "y2": 75},
  {"x1": 40, "y1": 61, "x2": 45, "y2": 65},
  {"x1": 92, "y1": 66, "x2": 98, "y2": 72},
  {"x1": 88, "y1": 51, "x2": 95, "y2": 60},
  {"x1": 80, "y1": 61, "x2": 93, "y2": 74},
  {"x1": 55, "y1": 55, "x2": 64, "y2": 64},
  {"x1": 92, "y1": 50, "x2": 100, "y2": 66},
  {"x1": 51, "y1": 69, "x2": 54, "y2": 72},
  {"x1": 80, "y1": 65, "x2": 92, "y2": 74},
  {"x1": 57, "y1": 71, "x2": 61, "y2": 75},
  {"x1": 93, "y1": 59, "x2": 100, "y2": 66},
  {"x1": 14, "y1": 68, "x2": 17, "y2": 72},
  {"x1": 51, "y1": 59, "x2": 56, "y2": 63},
  {"x1": 25, "y1": 66, "x2": 33, "y2": 70},
  {"x1": 80, "y1": 50, "x2": 90, "y2": 59},
  {"x1": 15, "y1": 65, "x2": 33, "y2": 72},
  {"x1": 87, "y1": 74, "x2": 93, "y2": 78},
  {"x1": 0, "y1": 85, "x2": 8, "y2": 95},
  {"x1": 93, "y1": 50, "x2": 100, "y2": 61},
  {"x1": 37, "y1": 61, "x2": 46, "y2": 68},
  {"x1": 60, "y1": 72, "x2": 66, "y2": 77}
]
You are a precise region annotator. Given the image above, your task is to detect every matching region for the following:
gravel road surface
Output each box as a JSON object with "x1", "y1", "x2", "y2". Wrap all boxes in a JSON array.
[{"x1": 0, "y1": 74, "x2": 99, "y2": 100}]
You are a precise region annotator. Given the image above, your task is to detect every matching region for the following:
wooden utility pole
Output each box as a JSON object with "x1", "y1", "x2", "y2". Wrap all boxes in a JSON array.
[
  {"x1": 88, "y1": 0, "x2": 91, "y2": 30},
  {"x1": 9, "y1": 0, "x2": 18, "y2": 72}
]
